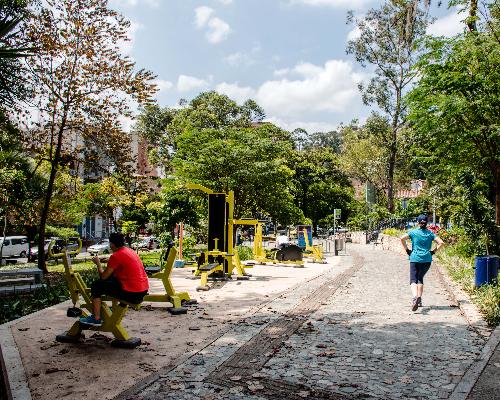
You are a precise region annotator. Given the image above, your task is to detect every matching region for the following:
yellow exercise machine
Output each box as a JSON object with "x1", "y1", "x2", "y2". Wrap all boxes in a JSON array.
[
  {"x1": 253, "y1": 222, "x2": 304, "y2": 266},
  {"x1": 302, "y1": 228, "x2": 326, "y2": 263},
  {"x1": 55, "y1": 251, "x2": 142, "y2": 348},
  {"x1": 143, "y1": 244, "x2": 196, "y2": 314},
  {"x1": 185, "y1": 183, "x2": 251, "y2": 290}
]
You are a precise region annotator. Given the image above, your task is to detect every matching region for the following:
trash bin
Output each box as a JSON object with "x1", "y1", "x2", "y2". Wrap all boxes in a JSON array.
[
  {"x1": 474, "y1": 255, "x2": 499, "y2": 288},
  {"x1": 335, "y1": 238, "x2": 344, "y2": 252}
]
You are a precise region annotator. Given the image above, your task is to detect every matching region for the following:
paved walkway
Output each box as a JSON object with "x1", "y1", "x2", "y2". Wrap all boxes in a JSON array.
[{"x1": 120, "y1": 244, "x2": 493, "y2": 400}]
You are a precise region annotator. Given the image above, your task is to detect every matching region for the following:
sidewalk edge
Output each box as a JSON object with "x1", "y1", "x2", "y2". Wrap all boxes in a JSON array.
[{"x1": 448, "y1": 325, "x2": 500, "y2": 400}]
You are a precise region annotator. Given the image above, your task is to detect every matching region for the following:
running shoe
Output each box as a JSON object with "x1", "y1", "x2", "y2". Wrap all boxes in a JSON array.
[
  {"x1": 417, "y1": 297, "x2": 422, "y2": 307},
  {"x1": 79, "y1": 314, "x2": 102, "y2": 326},
  {"x1": 411, "y1": 297, "x2": 419, "y2": 312}
]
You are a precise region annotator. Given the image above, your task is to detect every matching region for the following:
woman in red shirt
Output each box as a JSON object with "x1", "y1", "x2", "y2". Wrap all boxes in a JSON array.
[{"x1": 79, "y1": 233, "x2": 149, "y2": 326}]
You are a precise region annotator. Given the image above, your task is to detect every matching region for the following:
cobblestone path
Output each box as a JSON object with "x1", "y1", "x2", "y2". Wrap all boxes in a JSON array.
[{"x1": 123, "y1": 244, "x2": 487, "y2": 400}]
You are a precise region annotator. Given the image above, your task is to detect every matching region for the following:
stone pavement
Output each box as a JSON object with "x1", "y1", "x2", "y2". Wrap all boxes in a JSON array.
[{"x1": 120, "y1": 244, "x2": 494, "y2": 400}]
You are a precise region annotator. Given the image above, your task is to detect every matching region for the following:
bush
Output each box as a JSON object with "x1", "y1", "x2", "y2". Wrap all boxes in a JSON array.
[
  {"x1": 383, "y1": 228, "x2": 405, "y2": 237},
  {"x1": 237, "y1": 245, "x2": 253, "y2": 261},
  {"x1": 0, "y1": 269, "x2": 98, "y2": 325},
  {"x1": 438, "y1": 248, "x2": 499, "y2": 326},
  {"x1": 45, "y1": 225, "x2": 80, "y2": 239}
]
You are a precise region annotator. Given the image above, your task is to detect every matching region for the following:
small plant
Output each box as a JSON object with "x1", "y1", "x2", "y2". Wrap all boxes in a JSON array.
[
  {"x1": 438, "y1": 248, "x2": 499, "y2": 326},
  {"x1": 382, "y1": 228, "x2": 405, "y2": 237},
  {"x1": 237, "y1": 245, "x2": 253, "y2": 261}
]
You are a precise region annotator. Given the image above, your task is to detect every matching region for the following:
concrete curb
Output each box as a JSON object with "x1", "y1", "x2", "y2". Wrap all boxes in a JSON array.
[
  {"x1": 0, "y1": 300, "x2": 73, "y2": 400},
  {"x1": 449, "y1": 325, "x2": 500, "y2": 400}
]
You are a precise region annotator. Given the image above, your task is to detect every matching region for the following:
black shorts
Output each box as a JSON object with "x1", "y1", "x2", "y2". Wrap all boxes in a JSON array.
[
  {"x1": 90, "y1": 277, "x2": 147, "y2": 305},
  {"x1": 410, "y1": 262, "x2": 431, "y2": 284}
]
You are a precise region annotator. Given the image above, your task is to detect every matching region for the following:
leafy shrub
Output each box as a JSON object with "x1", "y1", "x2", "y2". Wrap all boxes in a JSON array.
[
  {"x1": 0, "y1": 269, "x2": 99, "y2": 325},
  {"x1": 45, "y1": 225, "x2": 80, "y2": 239},
  {"x1": 438, "y1": 249, "x2": 499, "y2": 326},
  {"x1": 382, "y1": 228, "x2": 405, "y2": 237},
  {"x1": 237, "y1": 245, "x2": 253, "y2": 261}
]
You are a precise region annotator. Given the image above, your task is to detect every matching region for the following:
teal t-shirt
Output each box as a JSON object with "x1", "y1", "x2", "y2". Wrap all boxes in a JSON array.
[{"x1": 408, "y1": 228, "x2": 436, "y2": 262}]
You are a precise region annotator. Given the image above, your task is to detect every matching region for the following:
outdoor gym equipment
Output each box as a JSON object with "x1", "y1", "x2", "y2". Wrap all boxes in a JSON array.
[
  {"x1": 252, "y1": 222, "x2": 304, "y2": 266},
  {"x1": 47, "y1": 238, "x2": 82, "y2": 262},
  {"x1": 143, "y1": 244, "x2": 196, "y2": 314},
  {"x1": 55, "y1": 251, "x2": 142, "y2": 348},
  {"x1": 185, "y1": 183, "x2": 251, "y2": 290},
  {"x1": 302, "y1": 228, "x2": 326, "y2": 263}
]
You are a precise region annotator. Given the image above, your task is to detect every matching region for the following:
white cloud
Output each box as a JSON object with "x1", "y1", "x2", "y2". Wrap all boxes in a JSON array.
[
  {"x1": 153, "y1": 79, "x2": 173, "y2": 92},
  {"x1": 177, "y1": 75, "x2": 209, "y2": 92},
  {"x1": 273, "y1": 68, "x2": 290, "y2": 77},
  {"x1": 427, "y1": 10, "x2": 465, "y2": 37},
  {"x1": 194, "y1": 7, "x2": 231, "y2": 44},
  {"x1": 291, "y1": 0, "x2": 373, "y2": 10},
  {"x1": 346, "y1": 26, "x2": 361, "y2": 41},
  {"x1": 195, "y1": 6, "x2": 214, "y2": 28},
  {"x1": 224, "y1": 52, "x2": 255, "y2": 67},
  {"x1": 215, "y1": 82, "x2": 256, "y2": 104},
  {"x1": 265, "y1": 116, "x2": 338, "y2": 133},
  {"x1": 217, "y1": 0, "x2": 233, "y2": 4},
  {"x1": 118, "y1": 20, "x2": 142, "y2": 56},
  {"x1": 255, "y1": 59, "x2": 365, "y2": 117},
  {"x1": 206, "y1": 17, "x2": 231, "y2": 43}
]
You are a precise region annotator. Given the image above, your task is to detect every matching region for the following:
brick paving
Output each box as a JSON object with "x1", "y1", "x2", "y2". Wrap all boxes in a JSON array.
[{"x1": 122, "y1": 244, "x2": 488, "y2": 400}]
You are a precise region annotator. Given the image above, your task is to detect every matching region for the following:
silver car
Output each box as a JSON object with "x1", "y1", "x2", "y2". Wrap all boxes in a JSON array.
[{"x1": 88, "y1": 239, "x2": 110, "y2": 255}]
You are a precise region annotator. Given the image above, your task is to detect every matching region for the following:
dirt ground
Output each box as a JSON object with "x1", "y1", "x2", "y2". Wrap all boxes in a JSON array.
[{"x1": 7, "y1": 258, "x2": 338, "y2": 400}]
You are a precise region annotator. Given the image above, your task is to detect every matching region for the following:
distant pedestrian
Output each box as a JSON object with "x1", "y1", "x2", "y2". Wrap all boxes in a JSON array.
[
  {"x1": 125, "y1": 233, "x2": 133, "y2": 248},
  {"x1": 400, "y1": 214, "x2": 444, "y2": 311}
]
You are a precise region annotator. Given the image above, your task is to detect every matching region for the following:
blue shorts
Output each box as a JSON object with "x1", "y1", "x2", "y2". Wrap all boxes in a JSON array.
[{"x1": 410, "y1": 262, "x2": 431, "y2": 284}]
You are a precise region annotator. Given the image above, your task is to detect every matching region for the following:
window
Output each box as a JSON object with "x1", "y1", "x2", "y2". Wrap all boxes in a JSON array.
[
  {"x1": 2, "y1": 239, "x2": 11, "y2": 246},
  {"x1": 11, "y1": 239, "x2": 24, "y2": 245}
]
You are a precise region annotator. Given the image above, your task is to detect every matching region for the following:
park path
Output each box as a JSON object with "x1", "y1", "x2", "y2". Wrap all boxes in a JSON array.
[{"x1": 120, "y1": 243, "x2": 489, "y2": 400}]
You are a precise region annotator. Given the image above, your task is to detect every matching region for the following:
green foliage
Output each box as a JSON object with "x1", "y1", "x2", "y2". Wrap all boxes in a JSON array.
[
  {"x1": 121, "y1": 220, "x2": 139, "y2": 235},
  {"x1": 438, "y1": 249, "x2": 499, "y2": 326},
  {"x1": 289, "y1": 146, "x2": 353, "y2": 233},
  {"x1": 0, "y1": 268, "x2": 98, "y2": 324},
  {"x1": 236, "y1": 245, "x2": 253, "y2": 261},
  {"x1": 407, "y1": 30, "x2": 500, "y2": 226},
  {"x1": 383, "y1": 228, "x2": 405, "y2": 237},
  {"x1": 45, "y1": 225, "x2": 79, "y2": 239},
  {"x1": 148, "y1": 179, "x2": 202, "y2": 241}
]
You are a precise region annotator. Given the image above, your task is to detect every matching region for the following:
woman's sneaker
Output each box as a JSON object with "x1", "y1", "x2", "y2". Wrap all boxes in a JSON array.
[
  {"x1": 411, "y1": 297, "x2": 419, "y2": 312},
  {"x1": 79, "y1": 315, "x2": 102, "y2": 326},
  {"x1": 417, "y1": 297, "x2": 422, "y2": 307}
]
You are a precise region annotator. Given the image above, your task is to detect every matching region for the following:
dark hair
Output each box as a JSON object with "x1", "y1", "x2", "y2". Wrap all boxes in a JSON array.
[{"x1": 109, "y1": 232, "x2": 125, "y2": 248}]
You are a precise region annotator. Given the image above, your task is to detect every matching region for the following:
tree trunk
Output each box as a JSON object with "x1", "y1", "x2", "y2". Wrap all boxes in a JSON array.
[
  {"x1": 495, "y1": 162, "x2": 500, "y2": 226},
  {"x1": 37, "y1": 123, "x2": 66, "y2": 272},
  {"x1": 467, "y1": 0, "x2": 478, "y2": 32},
  {"x1": 0, "y1": 215, "x2": 6, "y2": 264},
  {"x1": 387, "y1": 132, "x2": 397, "y2": 213}
]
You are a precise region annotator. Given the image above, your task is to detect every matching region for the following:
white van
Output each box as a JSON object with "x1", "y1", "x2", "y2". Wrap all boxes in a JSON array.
[{"x1": 0, "y1": 236, "x2": 29, "y2": 258}]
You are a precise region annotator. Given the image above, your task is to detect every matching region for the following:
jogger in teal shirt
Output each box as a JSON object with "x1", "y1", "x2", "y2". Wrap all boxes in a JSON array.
[{"x1": 400, "y1": 214, "x2": 444, "y2": 311}]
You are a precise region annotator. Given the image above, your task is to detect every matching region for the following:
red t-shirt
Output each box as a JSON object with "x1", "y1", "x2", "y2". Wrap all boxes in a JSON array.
[{"x1": 107, "y1": 247, "x2": 149, "y2": 293}]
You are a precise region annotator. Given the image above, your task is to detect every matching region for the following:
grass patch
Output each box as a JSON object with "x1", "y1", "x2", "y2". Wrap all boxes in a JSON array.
[{"x1": 438, "y1": 248, "x2": 500, "y2": 326}]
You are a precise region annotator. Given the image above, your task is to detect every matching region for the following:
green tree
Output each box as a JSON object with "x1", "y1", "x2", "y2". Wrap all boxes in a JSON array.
[
  {"x1": 346, "y1": 0, "x2": 429, "y2": 212},
  {"x1": 407, "y1": 31, "x2": 500, "y2": 226},
  {"x1": 289, "y1": 147, "x2": 353, "y2": 235},
  {"x1": 16, "y1": 0, "x2": 156, "y2": 271},
  {"x1": 0, "y1": 0, "x2": 32, "y2": 106}
]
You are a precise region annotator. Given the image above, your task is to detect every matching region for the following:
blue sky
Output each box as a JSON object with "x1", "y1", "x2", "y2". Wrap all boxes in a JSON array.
[{"x1": 109, "y1": 0, "x2": 465, "y2": 133}]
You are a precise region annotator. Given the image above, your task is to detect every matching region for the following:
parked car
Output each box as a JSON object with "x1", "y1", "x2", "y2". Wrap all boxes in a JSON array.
[
  {"x1": 88, "y1": 239, "x2": 110, "y2": 255},
  {"x1": 0, "y1": 236, "x2": 29, "y2": 258},
  {"x1": 30, "y1": 239, "x2": 52, "y2": 260},
  {"x1": 133, "y1": 237, "x2": 159, "y2": 251}
]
